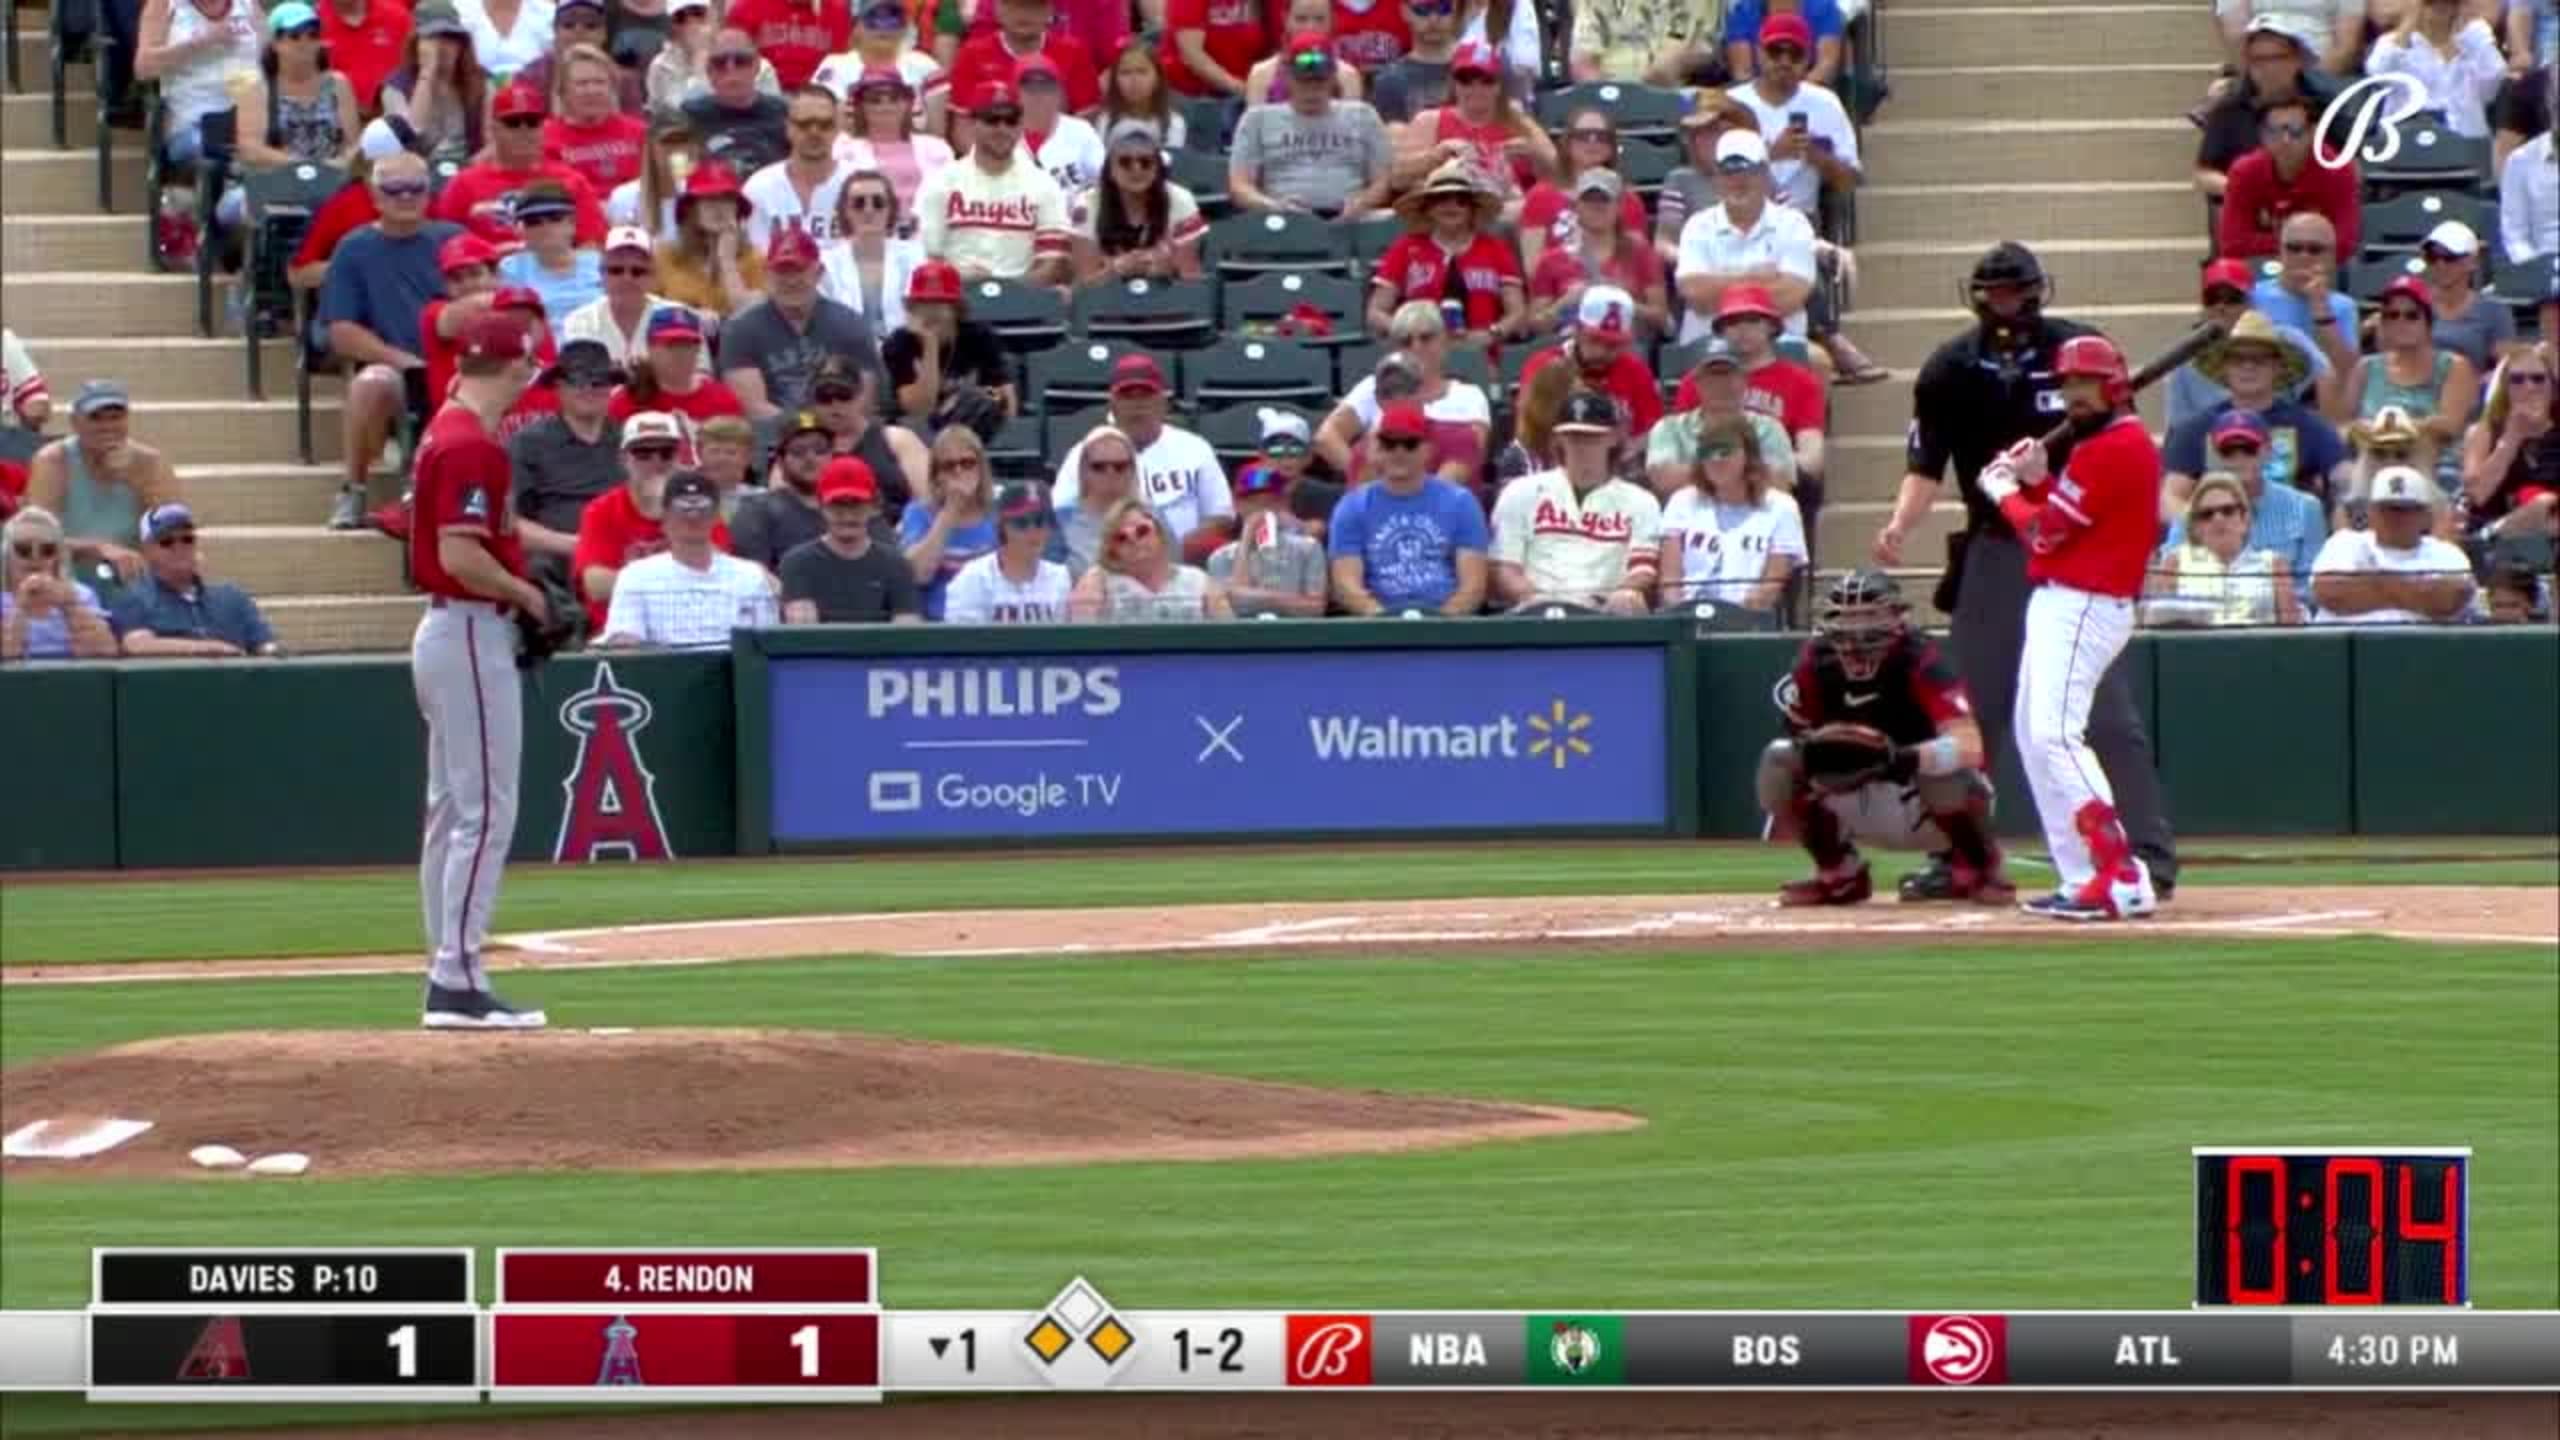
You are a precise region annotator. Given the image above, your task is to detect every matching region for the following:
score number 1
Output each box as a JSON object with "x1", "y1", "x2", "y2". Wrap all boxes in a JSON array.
[{"x1": 387, "y1": 1325, "x2": 416, "y2": 1378}]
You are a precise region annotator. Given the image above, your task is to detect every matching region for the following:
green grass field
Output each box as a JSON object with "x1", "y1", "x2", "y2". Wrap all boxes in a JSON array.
[{"x1": 2, "y1": 842, "x2": 2553, "y2": 1435}]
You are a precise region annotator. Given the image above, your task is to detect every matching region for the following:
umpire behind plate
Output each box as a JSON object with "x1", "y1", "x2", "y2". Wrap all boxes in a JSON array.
[{"x1": 1758, "y1": 570, "x2": 2015, "y2": 907}]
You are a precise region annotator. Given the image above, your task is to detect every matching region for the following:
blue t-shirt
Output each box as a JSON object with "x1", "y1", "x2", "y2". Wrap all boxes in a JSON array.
[
  {"x1": 1725, "y1": 0, "x2": 1846, "y2": 45},
  {"x1": 2249, "y1": 278, "x2": 2357, "y2": 347},
  {"x1": 1326, "y1": 477, "x2": 1489, "y2": 614},
  {"x1": 2164, "y1": 398, "x2": 2350, "y2": 503},
  {"x1": 496, "y1": 249, "x2": 606, "y2": 326},
  {"x1": 898, "y1": 504, "x2": 999, "y2": 620},
  {"x1": 109, "y1": 574, "x2": 275, "y2": 652},
  {"x1": 317, "y1": 220, "x2": 463, "y2": 357}
]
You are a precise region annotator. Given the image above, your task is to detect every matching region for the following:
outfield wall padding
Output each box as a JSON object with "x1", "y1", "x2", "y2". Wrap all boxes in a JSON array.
[{"x1": 1, "y1": 626, "x2": 2551, "y2": 870}]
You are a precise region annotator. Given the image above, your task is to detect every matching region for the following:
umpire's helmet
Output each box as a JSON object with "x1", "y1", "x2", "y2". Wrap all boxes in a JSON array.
[
  {"x1": 1963, "y1": 241, "x2": 2053, "y2": 320},
  {"x1": 1818, "y1": 568, "x2": 1910, "y2": 680}
]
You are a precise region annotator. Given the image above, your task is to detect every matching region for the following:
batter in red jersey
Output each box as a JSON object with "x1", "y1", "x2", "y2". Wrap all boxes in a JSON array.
[
  {"x1": 409, "y1": 311, "x2": 553, "y2": 1029},
  {"x1": 1977, "y1": 334, "x2": 2162, "y2": 921}
]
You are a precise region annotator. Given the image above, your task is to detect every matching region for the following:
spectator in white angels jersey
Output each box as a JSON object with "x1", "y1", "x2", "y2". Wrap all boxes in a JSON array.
[
  {"x1": 947, "y1": 482, "x2": 1075, "y2": 622},
  {"x1": 912, "y1": 82, "x2": 1074, "y2": 285},
  {"x1": 1017, "y1": 56, "x2": 1104, "y2": 196},
  {"x1": 1049, "y1": 356, "x2": 1235, "y2": 543},
  {"x1": 744, "y1": 85, "x2": 856, "y2": 247}
]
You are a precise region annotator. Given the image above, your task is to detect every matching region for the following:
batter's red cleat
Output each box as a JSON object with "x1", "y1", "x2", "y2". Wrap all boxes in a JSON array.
[{"x1": 1780, "y1": 861, "x2": 1873, "y2": 907}]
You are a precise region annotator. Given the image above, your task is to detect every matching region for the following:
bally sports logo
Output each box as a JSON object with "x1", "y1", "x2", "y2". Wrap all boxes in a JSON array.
[
  {"x1": 1284, "y1": 1315, "x2": 1372, "y2": 1386},
  {"x1": 1908, "y1": 1314, "x2": 2006, "y2": 1386}
]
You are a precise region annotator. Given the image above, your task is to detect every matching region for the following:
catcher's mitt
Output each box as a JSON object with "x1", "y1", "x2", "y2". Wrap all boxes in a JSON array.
[
  {"x1": 1799, "y1": 722, "x2": 1908, "y2": 793},
  {"x1": 514, "y1": 576, "x2": 581, "y2": 671}
]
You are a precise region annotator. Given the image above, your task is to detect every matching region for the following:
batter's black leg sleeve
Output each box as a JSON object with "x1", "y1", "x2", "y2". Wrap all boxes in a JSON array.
[{"x1": 2088, "y1": 660, "x2": 2179, "y2": 887}]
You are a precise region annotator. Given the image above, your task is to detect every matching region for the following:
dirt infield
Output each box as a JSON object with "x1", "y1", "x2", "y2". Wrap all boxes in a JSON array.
[
  {"x1": 99, "y1": 1390, "x2": 2560, "y2": 1439},
  {"x1": 0, "y1": 1028, "x2": 1637, "y2": 1182},
  {"x1": 4, "y1": 885, "x2": 2552, "y2": 989}
]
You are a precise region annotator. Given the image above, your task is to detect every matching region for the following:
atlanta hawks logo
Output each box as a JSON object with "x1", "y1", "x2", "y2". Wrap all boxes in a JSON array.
[{"x1": 554, "y1": 663, "x2": 674, "y2": 863}]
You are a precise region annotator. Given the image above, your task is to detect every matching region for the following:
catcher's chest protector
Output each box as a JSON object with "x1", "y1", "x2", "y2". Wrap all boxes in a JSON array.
[{"x1": 1807, "y1": 641, "x2": 1947, "y2": 749}]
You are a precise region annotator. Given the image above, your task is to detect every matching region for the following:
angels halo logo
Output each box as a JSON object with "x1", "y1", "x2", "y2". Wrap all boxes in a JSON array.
[{"x1": 554, "y1": 662, "x2": 674, "y2": 863}]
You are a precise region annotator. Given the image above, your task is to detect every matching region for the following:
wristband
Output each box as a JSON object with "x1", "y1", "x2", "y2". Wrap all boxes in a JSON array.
[{"x1": 1916, "y1": 734, "x2": 1964, "y2": 777}]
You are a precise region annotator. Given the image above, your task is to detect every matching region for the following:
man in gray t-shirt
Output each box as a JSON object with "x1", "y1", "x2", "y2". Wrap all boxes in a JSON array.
[
  {"x1": 1204, "y1": 468, "x2": 1328, "y2": 617},
  {"x1": 1229, "y1": 38, "x2": 1394, "y2": 218},
  {"x1": 715, "y1": 231, "x2": 886, "y2": 417}
]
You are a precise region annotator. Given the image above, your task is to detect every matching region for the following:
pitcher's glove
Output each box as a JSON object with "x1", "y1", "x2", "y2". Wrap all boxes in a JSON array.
[
  {"x1": 1800, "y1": 723, "x2": 1914, "y2": 793},
  {"x1": 514, "y1": 580, "x2": 580, "y2": 671}
]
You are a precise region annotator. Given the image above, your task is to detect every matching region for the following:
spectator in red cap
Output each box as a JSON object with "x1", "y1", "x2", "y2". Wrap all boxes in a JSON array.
[
  {"x1": 433, "y1": 83, "x2": 610, "y2": 247},
  {"x1": 681, "y1": 26, "x2": 793, "y2": 175},
  {"x1": 1325, "y1": 401, "x2": 1489, "y2": 615},
  {"x1": 1240, "y1": 0, "x2": 1370, "y2": 106},
  {"x1": 318, "y1": 151, "x2": 461, "y2": 527},
  {"x1": 1162, "y1": 0, "x2": 1267, "y2": 98},
  {"x1": 913, "y1": 83, "x2": 1074, "y2": 285},
  {"x1": 1518, "y1": 285, "x2": 1664, "y2": 443},
  {"x1": 813, "y1": 1, "x2": 941, "y2": 109},
  {"x1": 419, "y1": 231, "x2": 507, "y2": 414},
  {"x1": 2154, "y1": 408, "x2": 2325, "y2": 608},
  {"x1": 743, "y1": 85, "x2": 856, "y2": 250},
  {"x1": 656, "y1": 163, "x2": 767, "y2": 315},
  {"x1": 1730, "y1": 11, "x2": 1862, "y2": 219},
  {"x1": 2215, "y1": 93, "x2": 2360, "y2": 261},
  {"x1": 1568, "y1": 0, "x2": 1719, "y2": 84},
  {"x1": 539, "y1": 42, "x2": 649, "y2": 192},
  {"x1": 883, "y1": 261, "x2": 1017, "y2": 430},
  {"x1": 2335, "y1": 275, "x2": 2479, "y2": 475},
  {"x1": 1317, "y1": 305, "x2": 1491, "y2": 490},
  {"x1": 1230, "y1": 31, "x2": 1393, "y2": 216},
  {"x1": 716, "y1": 226, "x2": 887, "y2": 416},
  {"x1": 610, "y1": 306, "x2": 745, "y2": 449},
  {"x1": 2168, "y1": 257, "x2": 2334, "y2": 432},
  {"x1": 832, "y1": 69, "x2": 954, "y2": 222},
  {"x1": 1367, "y1": 160, "x2": 1526, "y2": 345},
  {"x1": 1393, "y1": 39, "x2": 1554, "y2": 212},
  {"x1": 1672, "y1": 283, "x2": 1823, "y2": 483},
  {"x1": 779, "y1": 456, "x2": 924, "y2": 622},
  {"x1": 1724, "y1": 1, "x2": 1843, "y2": 86},
  {"x1": 1052, "y1": 356, "x2": 1235, "y2": 541},
  {"x1": 727, "y1": 0, "x2": 851, "y2": 90},
  {"x1": 940, "y1": 0, "x2": 1099, "y2": 147}
]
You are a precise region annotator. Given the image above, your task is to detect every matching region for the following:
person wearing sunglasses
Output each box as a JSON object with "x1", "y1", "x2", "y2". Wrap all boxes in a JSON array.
[
  {"x1": 939, "y1": 0, "x2": 1102, "y2": 149},
  {"x1": 2160, "y1": 409, "x2": 2327, "y2": 609},
  {"x1": 1229, "y1": 34, "x2": 1394, "y2": 218},
  {"x1": 2309, "y1": 462, "x2": 2478, "y2": 623},
  {"x1": 561, "y1": 229, "x2": 691, "y2": 370},
  {"x1": 0, "y1": 506, "x2": 119, "y2": 662},
  {"x1": 742, "y1": 86, "x2": 856, "y2": 252},
  {"x1": 1051, "y1": 356, "x2": 1235, "y2": 543},
  {"x1": 1326, "y1": 402, "x2": 1489, "y2": 616},
  {"x1": 830, "y1": 70, "x2": 952, "y2": 234},
  {"x1": 2166, "y1": 311, "x2": 2351, "y2": 513},
  {"x1": 1516, "y1": 109, "x2": 1644, "y2": 273},
  {"x1": 914, "y1": 82, "x2": 1075, "y2": 286},
  {"x1": 1730, "y1": 14, "x2": 1857, "y2": 216},
  {"x1": 234, "y1": 2, "x2": 361, "y2": 193},
  {"x1": 2336, "y1": 276, "x2": 2479, "y2": 497},
  {"x1": 1723, "y1": 0, "x2": 1841, "y2": 86},
  {"x1": 1392, "y1": 41, "x2": 1551, "y2": 217},
  {"x1": 945, "y1": 481, "x2": 1073, "y2": 623},
  {"x1": 598, "y1": 469, "x2": 782, "y2": 648},
  {"x1": 110, "y1": 502, "x2": 282, "y2": 657},
  {"x1": 1068, "y1": 496, "x2": 1235, "y2": 620},
  {"x1": 1655, "y1": 413, "x2": 1797, "y2": 615},
  {"x1": 2166, "y1": 259, "x2": 2335, "y2": 434},
  {"x1": 2144, "y1": 472, "x2": 2303, "y2": 628},
  {"x1": 812, "y1": 1, "x2": 942, "y2": 122},
  {"x1": 2367, "y1": 0, "x2": 2507, "y2": 139},
  {"x1": 1073, "y1": 120, "x2": 1207, "y2": 284},
  {"x1": 649, "y1": 0, "x2": 780, "y2": 120},
  {"x1": 497, "y1": 180, "x2": 610, "y2": 318},
  {"x1": 679, "y1": 26, "x2": 795, "y2": 177},
  {"x1": 779, "y1": 456, "x2": 926, "y2": 623},
  {"x1": 901, "y1": 426, "x2": 1003, "y2": 619},
  {"x1": 1489, "y1": 390, "x2": 1660, "y2": 615},
  {"x1": 1242, "y1": 0, "x2": 1369, "y2": 106},
  {"x1": 316, "y1": 152, "x2": 460, "y2": 527},
  {"x1": 2461, "y1": 341, "x2": 2560, "y2": 547},
  {"x1": 434, "y1": 83, "x2": 609, "y2": 248},
  {"x1": 2244, "y1": 211, "x2": 2359, "y2": 389},
  {"x1": 2213, "y1": 95, "x2": 2362, "y2": 262},
  {"x1": 573, "y1": 409, "x2": 736, "y2": 629},
  {"x1": 2413, "y1": 220, "x2": 2516, "y2": 375},
  {"x1": 1366, "y1": 0, "x2": 1467, "y2": 124},
  {"x1": 2195, "y1": 14, "x2": 2346, "y2": 201},
  {"x1": 821, "y1": 167, "x2": 928, "y2": 333}
]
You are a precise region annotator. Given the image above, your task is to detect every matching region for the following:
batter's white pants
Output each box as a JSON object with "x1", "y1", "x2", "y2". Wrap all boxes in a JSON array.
[
  {"x1": 413, "y1": 600, "x2": 522, "y2": 992},
  {"x1": 2014, "y1": 583, "x2": 2135, "y2": 894}
]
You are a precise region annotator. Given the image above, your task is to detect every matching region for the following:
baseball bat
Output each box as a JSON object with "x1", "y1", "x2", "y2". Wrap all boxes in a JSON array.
[{"x1": 2035, "y1": 318, "x2": 2229, "y2": 451}]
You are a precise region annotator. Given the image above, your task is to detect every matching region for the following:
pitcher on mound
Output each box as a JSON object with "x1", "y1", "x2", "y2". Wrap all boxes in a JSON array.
[{"x1": 1976, "y1": 334, "x2": 2162, "y2": 921}]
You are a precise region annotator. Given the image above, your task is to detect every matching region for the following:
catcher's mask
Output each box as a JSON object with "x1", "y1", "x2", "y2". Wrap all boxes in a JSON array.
[{"x1": 1818, "y1": 568, "x2": 1909, "y2": 681}]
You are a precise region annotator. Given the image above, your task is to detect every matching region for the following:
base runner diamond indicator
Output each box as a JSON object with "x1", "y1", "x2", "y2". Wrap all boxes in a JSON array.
[{"x1": 1017, "y1": 1278, "x2": 1141, "y2": 1389}]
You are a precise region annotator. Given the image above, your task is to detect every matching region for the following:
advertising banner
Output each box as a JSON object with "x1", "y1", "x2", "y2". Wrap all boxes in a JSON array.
[{"x1": 766, "y1": 647, "x2": 1669, "y2": 842}]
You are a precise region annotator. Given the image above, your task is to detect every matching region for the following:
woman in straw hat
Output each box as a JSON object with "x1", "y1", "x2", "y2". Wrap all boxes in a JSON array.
[
  {"x1": 2344, "y1": 405, "x2": 2451, "y2": 536},
  {"x1": 2167, "y1": 309, "x2": 2350, "y2": 511},
  {"x1": 1364, "y1": 159, "x2": 1527, "y2": 348}
]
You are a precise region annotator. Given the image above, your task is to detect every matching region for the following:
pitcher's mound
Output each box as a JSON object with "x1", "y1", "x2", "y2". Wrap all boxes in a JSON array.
[{"x1": 0, "y1": 1029, "x2": 1640, "y2": 1180}]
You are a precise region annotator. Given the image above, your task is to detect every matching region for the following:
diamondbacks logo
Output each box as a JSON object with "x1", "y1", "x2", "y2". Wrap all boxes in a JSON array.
[{"x1": 554, "y1": 663, "x2": 674, "y2": 863}]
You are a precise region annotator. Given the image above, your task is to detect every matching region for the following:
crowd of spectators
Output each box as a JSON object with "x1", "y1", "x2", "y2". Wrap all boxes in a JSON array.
[{"x1": 13, "y1": 0, "x2": 2551, "y2": 666}]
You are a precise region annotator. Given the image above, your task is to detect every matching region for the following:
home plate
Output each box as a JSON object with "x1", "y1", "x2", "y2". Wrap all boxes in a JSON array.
[{"x1": 4, "y1": 1117, "x2": 155, "y2": 1159}]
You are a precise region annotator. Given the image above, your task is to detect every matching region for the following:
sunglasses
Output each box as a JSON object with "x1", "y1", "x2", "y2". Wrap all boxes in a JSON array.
[
  {"x1": 1376, "y1": 435, "x2": 1424, "y2": 451},
  {"x1": 1406, "y1": 0, "x2": 1456, "y2": 12},
  {"x1": 976, "y1": 110, "x2": 1023, "y2": 127},
  {"x1": 1700, "y1": 443, "x2": 1740, "y2": 460},
  {"x1": 2381, "y1": 306, "x2": 2427, "y2": 321},
  {"x1": 2191, "y1": 503, "x2": 2244, "y2": 523},
  {"x1": 813, "y1": 383, "x2": 859, "y2": 404},
  {"x1": 12, "y1": 542, "x2": 60, "y2": 560},
  {"x1": 936, "y1": 457, "x2": 984, "y2": 474},
  {"x1": 1113, "y1": 152, "x2": 1159, "y2": 170},
  {"x1": 2215, "y1": 441, "x2": 2264, "y2": 457},
  {"x1": 1762, "y1": 43, "x2": 1804, "y2": 60},
  {"x1": 1086, "y1": 457, "x2": 1134, "y2": 474},
  {"x1": 2510, "y1": 371, "x2": 2553, "y2": 387},
  {"x1": 2281, "y1": 240, "x2": 2330, "y2": 256},
  {"x1": 1003, "y1": 513, "x2": 1051, "y2": 531},
  {"x1": 519, "y1": 210, "x2": 574, "y2": 226},
  {"x1": 277, "y1": 24, "x2": 322, "y2": 39},
  {"x1": 606, "y1": 263, "x2": 653, "y2": 278},
  {"x1": 2204, "y1": 288, "x2": 2248, "y2": 306},
  {"x1": 626, "y1": 443, "x2": 679, "y2": 461},
  {"x1": 562, "y1": 373, "x2": 616, "y2": 389},
  {"x1": 710, "y1": 51, "x2": 758, "y2": 68},
  {"x1": 2422, "y1": 246, "x2": 2463, "y2": 262},
  {"x1": 848, "y1": 192, "x2": 892, "y2": 210},
  {"x1": 498, "y1": 115, "x2": 546, "y2": 130},
  {"x1": 789, "y1": 115, "x2": 837, "y2": 130},
  {"x1": 2263, "y1": 122, "x2": 2308, "y2": 140},
  {"x1": 379, "y1": 180, "x2": 430, "y2": 198},
  {"x1": 153, "y1": 532, "x2": 200, "y2": 547},
  {"x1": 1453, "y1": 72, "x2": 1499, "y2": 87},
  {"x1": 1112, "y1": 523, "x2": 1158, "y2": 543},
  {"x1": 1568, "y1": 127, "x2": 1615, "y2": 144}
]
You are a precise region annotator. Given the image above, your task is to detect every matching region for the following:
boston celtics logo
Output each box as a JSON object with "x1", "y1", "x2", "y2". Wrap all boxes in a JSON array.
[{"x1": 1549, "y1": 1321, "x2": 1603, "y2": 1376}]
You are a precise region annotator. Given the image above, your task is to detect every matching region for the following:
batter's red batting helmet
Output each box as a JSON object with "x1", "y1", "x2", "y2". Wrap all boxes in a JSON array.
[{"x1": 2055, "y1": 334, "x2": 2132, "y2": 406}]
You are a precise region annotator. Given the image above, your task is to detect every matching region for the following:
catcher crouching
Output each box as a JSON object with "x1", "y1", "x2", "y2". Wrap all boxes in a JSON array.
[{"x1": 1759, "y1": 569, "x2": 2014, "y2": 906}]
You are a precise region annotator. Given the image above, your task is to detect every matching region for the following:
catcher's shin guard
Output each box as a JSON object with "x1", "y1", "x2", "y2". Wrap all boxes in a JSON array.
[
  {"x1": 1916, "y1": 769, "x2": 2008, "y2": 896},
  {"x1": 1758, "y1": 740, "x2": 1854, "y2": 868}
]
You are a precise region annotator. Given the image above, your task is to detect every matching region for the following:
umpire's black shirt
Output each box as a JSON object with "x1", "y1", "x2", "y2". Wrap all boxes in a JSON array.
[{"x1": 1905, "y1": 314, "x2": 2098, "y2": 541}]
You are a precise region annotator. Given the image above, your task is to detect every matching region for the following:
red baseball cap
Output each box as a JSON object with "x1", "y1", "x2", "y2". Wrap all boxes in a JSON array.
[
  {"x1": 765, "y1": 227, "x2": 822, "y2": 271},
  {"x1": 1109, "y1": 353, "x2": 1168, "y2": 394},
  {"x1": 1712, "y1": 283, "x2": 1781, "y2": 328},
  {"x1": 2378, "y1": 273, "x2": 2434, "y2": 316},
  {"x1": 491, "y1": 83, "x2": 547, "y2": 121},
  {"x1": 1375, "y1": 403, "x2": 1429, "y2": 441},
  {"x1": 437, "y1": 232, "x2": 500, "y2": 275},
  {"x1": 490, "y1": 284, "x2": 546, "y2": 315},
  {"x1": 906, "y1": 259, "x2": 965, "y2": 305},
  {"x1": 458, "y1": 311, "x2": 532, "y2": 362},
  {"x1": 969, "y1": 80, "x2": 1022, "y2": 116},
  {"x1": 1760, "y1": 12, "x2": 1814, "y2": 51},
  {"x1": 1448, "y1": 40, "x2": 1501, "y2": 80},
  {"x1": 2200, "y1": 258, "x2": 2254, "y2": 297},
  {"x1": 679, "y1": 163, "x2": 752, "y2": 217},
  {"x1": 817, "y1": 455, "x2": 880, "y2": 505}
]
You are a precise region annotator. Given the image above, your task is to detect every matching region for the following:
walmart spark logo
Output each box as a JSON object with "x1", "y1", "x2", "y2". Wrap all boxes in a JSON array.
[{"x1": 1524, "y1": 699, "x2": 1593, "y2": 770}]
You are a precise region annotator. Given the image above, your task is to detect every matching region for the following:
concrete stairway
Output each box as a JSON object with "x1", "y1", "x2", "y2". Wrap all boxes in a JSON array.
[
  {"x1": 1827, "y1": 0, "x2": 2217, "y2": 590},
  {"x1": 2, "y1": 16, "x2": 419, "y2": 654}
]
